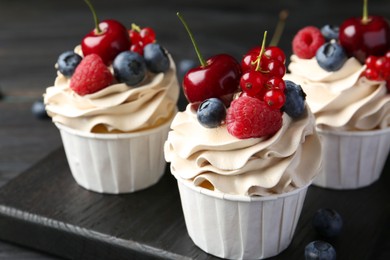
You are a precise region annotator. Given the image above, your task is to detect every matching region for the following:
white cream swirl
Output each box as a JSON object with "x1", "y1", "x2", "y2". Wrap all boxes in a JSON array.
[
  {"x1": 44, "y1": 54, "x2": 179, "y2": 133},
  {"x1": 285, "y1": 55, "x2": 390, "y2": 131},
  {"x1": 164, "y1": 105, "x2": 322, "y2": 196}
]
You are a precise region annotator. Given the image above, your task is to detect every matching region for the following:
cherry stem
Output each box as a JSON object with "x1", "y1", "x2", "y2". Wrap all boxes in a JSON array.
[
  {"x1": 177, "y1": 12, "x2": 207, "y2": 67},
  {"x1": 254, "y1": 31, "x2": 268, "y2": 71},
  {"x1": 84, "y1": 0, "x2": 101, "y2": 34},
  {"x1": 269, "y1": 9, "x2": 289, "y2": 46},
  {"x1": 362, "y1": 0, "x2": 369, "y2": 24}
]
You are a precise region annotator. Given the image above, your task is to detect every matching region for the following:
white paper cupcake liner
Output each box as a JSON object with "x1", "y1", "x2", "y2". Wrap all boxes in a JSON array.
[
  {"x1": 174, "y1": 173, "x2": 309, "y2": 259},
  {"x1": 55, "y1": 119, "x2": 172, "y2": 194},
  {"x1": 314, "y1": 127, "x2": 390, "y2": 189}
]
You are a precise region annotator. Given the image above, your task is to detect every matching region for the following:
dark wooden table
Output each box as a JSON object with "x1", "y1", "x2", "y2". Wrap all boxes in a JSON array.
[{"x1": 0, "y1": 0, "x2": 389, "y2": 259}]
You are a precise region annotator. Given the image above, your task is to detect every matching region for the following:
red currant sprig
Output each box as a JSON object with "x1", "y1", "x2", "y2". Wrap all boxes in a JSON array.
[
  {"x1": 362, "y1": 51, "x2": 390, "y2": 92},
  {"x1": 128, "y1": 23, "x2": 156, "y2": 55},
  {"x1": 239, "y1": 31, "x2": 287, "y2": 110}
]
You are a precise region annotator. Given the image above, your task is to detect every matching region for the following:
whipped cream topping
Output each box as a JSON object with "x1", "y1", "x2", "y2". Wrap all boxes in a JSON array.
[
  {"x1": 285, "y1": 55, "x2": 390, "y2": 131},
  {"x1": 164, "y1": 104, "x2": 321, "y2": 196},
  {"x1": 44, "y1": 50, "x2": 179, "y2": 133}
]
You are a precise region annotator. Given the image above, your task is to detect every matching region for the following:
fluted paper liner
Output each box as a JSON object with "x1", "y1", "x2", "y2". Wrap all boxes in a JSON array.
[
  {"x1": 314, "y1": 127, "x2": 390, "y2": 189},
  {"x1": 174, "y1": 173, "x2": 309, "y2": 259},
  {"x1": 55, "y1": 119, "x2": 172, "y2": 194}
]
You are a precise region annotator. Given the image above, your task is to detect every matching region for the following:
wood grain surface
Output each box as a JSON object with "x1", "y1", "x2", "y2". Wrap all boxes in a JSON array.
[{"x1": 0, "y1": 0, "x2": 389, "y2": 259}]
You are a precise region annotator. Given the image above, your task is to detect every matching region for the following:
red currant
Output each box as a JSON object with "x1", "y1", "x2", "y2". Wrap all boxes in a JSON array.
[
  {"x1": 140, "y1": 27, "x2": 156, "y2": 45},
  {"x1": 241, "y1": 51, "x2": 259, "y2": 72},
  {"x1": 264, "y1": 59, "x2": 286, "y2": 78},
  {"x1": 130, "y1": 43, "x2": 144, "y2": 55},
  {"x1": 129, "y1": 29, "x2": 142, "y2": 45},
  {"x1": 365, "y1": 56, "x2": 378, "y2": 69},
  {"x1": 240, "y1": 71, "x2": 267, "y2": 97},
  {"x1": 385, "y1": 51, "x2": 390, "y2": 60},
  {"x1": 363, "y1": 68, "x2": 379, "y2": 80},
  {"x1": 263, "y1": 89, "x2": 286, "y2": 110},
  {"x1": 265, "y1": 77, "x2": 286, "y2": 91},
  {"x1": 264, "y1": 46, "x2": 286, "y2": 64},
  {"x1": 376, "y1": 57, "x2": 390, "y2": 79}
]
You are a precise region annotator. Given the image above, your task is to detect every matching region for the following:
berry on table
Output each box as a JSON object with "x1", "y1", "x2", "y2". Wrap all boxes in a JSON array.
[
  {"x1": 292, "y1": 26, "x2": 325, "y2": 59},
  {"x1": 113, "y1": 51, "x2": 147, "y2": 86},
  {"x1": 305, "y1": 241, "x2": 336, "y2": 260},
  {"x1": 226, "y1": 96, "x2": 283, "y2": 139},
  {"x1": 197, "y1": 98, "x2": 226, "y2": 128},
  {"x1": 57, "y1": 51, "x2": 82, "y2": 77},
  {"x1": 282, "y1": 80, "x2": 306, "y2": 118},
  {"x1": 143, "y1": 43, "x2": 170, "y2": 73},
  {"x1": 31, "y1": 98, "x2": 50, "y2": 119},
  {"x1": 70, "y1": 54, "x2": 113, "y2": 96},
  {"x1": 312, "y1": 208, "x2": 343, "y2": 238},
  {"x1": 316, "y1": 41, "x2": 348, "y2": 71}
]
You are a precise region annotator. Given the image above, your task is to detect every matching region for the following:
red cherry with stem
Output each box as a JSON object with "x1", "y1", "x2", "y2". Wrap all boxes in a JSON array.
[
  {"x1": 240, "y1": 71, "x2": 267, "y2": 97},
  {"x1": 177, "y1": 12, "x2": 241, "y2": 107},
  {"x1": 339, "y1": 0, "x2": 390, "y2": 64},
  {"x1": 81, "y1": 0, "x2": 130, "y2": 65},
  {"x1": 263, "y1": 89, "x2": 286, "y2": 110}
]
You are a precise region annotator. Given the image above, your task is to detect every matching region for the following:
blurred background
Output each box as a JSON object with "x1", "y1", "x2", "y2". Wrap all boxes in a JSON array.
[{"x1": 0, "y1": 0, "x2": 389, "y2": 259}]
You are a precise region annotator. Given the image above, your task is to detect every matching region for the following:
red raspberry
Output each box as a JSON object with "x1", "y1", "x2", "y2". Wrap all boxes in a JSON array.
[
  {"x1": 70, "y1": 54, "x2": 113, "y2": 96},
  {"x1": 226, "y1": 96, "x2": 283, "y2": 139},
  {"x1": 292, "y1": 26, "x2": 325, "y2": 59}
]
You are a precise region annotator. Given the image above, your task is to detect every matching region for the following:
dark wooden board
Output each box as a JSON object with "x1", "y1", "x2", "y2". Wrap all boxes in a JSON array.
[{"x1": 0, "y1": 147, "x2": 389, "y2": 259}]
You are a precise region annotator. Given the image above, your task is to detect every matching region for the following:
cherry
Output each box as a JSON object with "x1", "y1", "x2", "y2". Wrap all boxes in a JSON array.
[
  {"x1": 81, "y1": 0, "x2": 130, "y2": 65},
  {"x1": 177, "y1": 12, "x2": 241, "y2": 107},
  {"x1": 339, "y1": 0, "x2": 390, "y2": 63}
]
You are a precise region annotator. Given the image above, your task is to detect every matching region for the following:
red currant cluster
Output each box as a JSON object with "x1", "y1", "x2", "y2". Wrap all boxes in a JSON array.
[
  {"x1": 239, "y1": 32, "x2": 287, "y2": 110},
  {"x1": 362, "y1": 51, "x2": 390, "y2": 92},
  {"x1": 128, "y1": 24, "x2": 156, "y2": 55}
]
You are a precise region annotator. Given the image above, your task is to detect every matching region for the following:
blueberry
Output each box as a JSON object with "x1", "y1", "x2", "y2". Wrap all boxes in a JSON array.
[
  {"x1": 321, "y1": 25, "x2": 339, "y2": 41},
  {"x1": 57, "y1": 51, "x2": 82, "y2": 77},
  {"x1": 178, "y1": 59, "x2": 197, "y2": 79},
  {"x1": 305, "y1": 241, "x2": 336, "y2": 260},
  {"x1": 31, "y1": 99, "x2": 50, "y2": 120},
  {"x1": 143, "y1": 43, "x2": 170, "y2": 73},
  {"x1": 282, "y1": 80, "x2": 306, "y2": 118},
  {"x1": 197, "y1": 98, "x2": 226, "y2": 128},
  {"x1": 113, "y1": 51, "x2": 147, "y2": 86},
  {"x1": 316, "y1": 42, "x2": 347, "y2": 72},
  {"x1": 312, "y1": 208, "x2": 343, "y2": 238}
]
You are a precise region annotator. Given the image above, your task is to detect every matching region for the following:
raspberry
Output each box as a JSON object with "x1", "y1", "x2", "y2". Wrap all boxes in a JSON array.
[
  {"x1": 226, "y1": 96, "x2": 283, "y2": 139},
  {"x1": 292, "y1": 26, "x2": 325, "y2": 59},
  {"x1": 70, "y1": 54, "x2": 113, "y2": 96}
]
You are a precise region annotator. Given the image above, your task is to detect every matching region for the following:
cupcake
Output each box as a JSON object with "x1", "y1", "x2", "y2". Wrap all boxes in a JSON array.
[
  {"x1": 44, "y1": 20, "x2": 179, "y2": 194},
  {"x1": 165, "y1": 27, "x2": 322, "y2": 259},
  {"x1": 285, "y1": 21, "x2": 390, "y2": 189}
]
